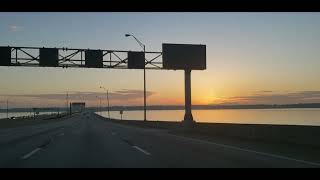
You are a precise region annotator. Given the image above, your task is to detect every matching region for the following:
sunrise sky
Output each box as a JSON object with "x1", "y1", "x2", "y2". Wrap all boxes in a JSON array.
[{"x1": 1, "y1": 12, "x2": 320, "y2": 108}]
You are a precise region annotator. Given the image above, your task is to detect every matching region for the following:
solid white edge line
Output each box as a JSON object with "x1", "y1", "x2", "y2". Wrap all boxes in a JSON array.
[
  {"x1": 21, "y1": 148, "x2": 42, "y2": 160},
  {"x1": 132, "y1": 146, "x2": 151, "y2": 156},
  {"x1": 168, "y1": 134, "x2": 320, "y2": 167}
]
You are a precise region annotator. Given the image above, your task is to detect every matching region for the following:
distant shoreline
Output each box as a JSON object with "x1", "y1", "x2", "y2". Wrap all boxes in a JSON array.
[{"x1": 1, "y1": 103, "x2": 320, "y2": 112}]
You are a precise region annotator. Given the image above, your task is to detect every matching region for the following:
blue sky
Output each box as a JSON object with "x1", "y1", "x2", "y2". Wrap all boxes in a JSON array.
[{"x1": 1, "y1": 12, "x2": 320, "y2": 108}]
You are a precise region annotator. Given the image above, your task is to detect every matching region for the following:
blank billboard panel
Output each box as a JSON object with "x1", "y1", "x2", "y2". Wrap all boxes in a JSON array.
[
  {"x1": 40, "y1": 48, "x2": 59, "y2": 67},
  {"x1": 85, "y1": 50, "x2": 103, "y2": 68},
  {"x1": 0, "y1": 47, "x2": 11, "y2": 66},
  {"x1": 128, "y1": 51, "x2": 145, "y2": 69},
  {"x1": 162, "y1": 43, "x2": 206, "y2": 70}
]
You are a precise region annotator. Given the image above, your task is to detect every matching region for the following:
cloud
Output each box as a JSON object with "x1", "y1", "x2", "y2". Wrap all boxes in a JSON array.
[
  {"x1": 219, "y1": 91, "x2": 320, "y2": 105},
  {"x1": 9, "y1": 25, "x2": 24, "y2": 32},
  {"x1": 255, "y1": 90, "x2": 273, "y2": 93}
]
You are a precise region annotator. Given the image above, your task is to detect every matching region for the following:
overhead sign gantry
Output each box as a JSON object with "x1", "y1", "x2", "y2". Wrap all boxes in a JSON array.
[{"x1": 0, "y1": 43, "x2": 206, "y2": 126}]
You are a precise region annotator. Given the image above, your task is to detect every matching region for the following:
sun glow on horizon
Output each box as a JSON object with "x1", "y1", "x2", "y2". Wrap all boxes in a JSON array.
[{"x1": 1, "y1": 13, "x2": 320, "y2": 107}]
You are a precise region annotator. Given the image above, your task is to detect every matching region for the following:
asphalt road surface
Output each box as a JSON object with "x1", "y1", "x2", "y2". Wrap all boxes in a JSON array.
[{"x1": 0, "y1": 112, "x2": 319, "y2": 168}]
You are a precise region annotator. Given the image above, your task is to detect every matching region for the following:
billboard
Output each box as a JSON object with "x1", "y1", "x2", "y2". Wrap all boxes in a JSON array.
[
  {"x1": 128, "y1": 51, "x2": 145, "y2": 69},
  {"x1": 39, "y1": 48, "x2": 59, "y2": 67},
  {"x1": 0, "y1": 47, "x2": 11, "y2": 66},
  {"x1": 85, "y1": 50, "x2": 103, "y2": 68},
  {"x1": 162, "y1": 43, "x2": 206, "y2": 70}
]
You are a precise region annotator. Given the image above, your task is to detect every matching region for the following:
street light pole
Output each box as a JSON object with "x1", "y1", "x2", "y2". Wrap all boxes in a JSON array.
[
  {"x1": 107, "y1": 90, "x2": 110, "y2": 118},
  {"x1": 125, "y1": 33, "x2": 147, "y2": 122},
  {"x1": 96, "y1": 96, "x2": 102, "y2": 116},
  {"x1": 143, "y1": 45, "x2": 146, "y2": 122},
  {"x1": 6, "y1": 99, "x2": 8, "y2": 119},
  {"x1": 100, "y1": 98, "x2": 102, "y2": 116},
  {"x1": 66, "y1": 91, "x2": 69, "y2": 115},
  {"x1": 100, "y1": 86, "x2": 110, "y2": 119}
]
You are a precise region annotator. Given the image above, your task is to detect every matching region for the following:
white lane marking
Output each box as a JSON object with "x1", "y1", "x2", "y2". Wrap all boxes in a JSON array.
[
  {"x1": 168, "y1": 134, "x2": 320, "y2": 167},
  {"x1": 132, "y1": 146, "x2": 151, "y2": 156},
  {"x1": 21, "y1": 148, "x2": 42, "y2": 160},
  {"x1": 111, "y1": 132, "x2": 117, "y2": 136}
]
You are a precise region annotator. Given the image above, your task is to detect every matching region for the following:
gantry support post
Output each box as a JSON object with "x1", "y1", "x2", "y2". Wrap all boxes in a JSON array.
[{"x1": 183, "y1": 69, "x2": 195, "y2": 127}]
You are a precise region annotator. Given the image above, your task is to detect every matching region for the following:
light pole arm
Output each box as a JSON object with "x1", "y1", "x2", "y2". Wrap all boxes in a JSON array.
[
  {"x1": 131, "y1": 35, "x2": 145, "y2": 51},
  {"x1": 101, "y1": 86, "x2": 107, "y2": 92}
]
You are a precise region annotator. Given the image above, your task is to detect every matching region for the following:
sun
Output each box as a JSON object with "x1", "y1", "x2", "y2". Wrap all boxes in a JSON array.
[{"x1": 194, "y1": 92, "x2": 221, "y2": 105}]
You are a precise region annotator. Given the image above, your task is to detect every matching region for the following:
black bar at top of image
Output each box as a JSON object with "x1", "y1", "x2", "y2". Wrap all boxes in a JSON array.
[{"x1": 1, "y1": 0, "x2": 320, "y2": 12}]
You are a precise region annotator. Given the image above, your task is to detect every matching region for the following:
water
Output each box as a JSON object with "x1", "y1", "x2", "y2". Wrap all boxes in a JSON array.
[
  {"x1": 98, "y1": 108, "x2": 320, "y2": 126},
  {"x1": 0, "y1": 111, "x2": 61, "y2": 119}
]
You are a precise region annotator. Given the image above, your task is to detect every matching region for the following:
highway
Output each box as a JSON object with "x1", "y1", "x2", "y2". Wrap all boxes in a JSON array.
[{"x1": 0, "y1": 112, "x2": 319, "y2": 168}]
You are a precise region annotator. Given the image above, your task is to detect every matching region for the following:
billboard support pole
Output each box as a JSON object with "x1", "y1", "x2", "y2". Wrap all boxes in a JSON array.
[{"x1": 183, "y1": 69, "x2": 195, "y2": 127}]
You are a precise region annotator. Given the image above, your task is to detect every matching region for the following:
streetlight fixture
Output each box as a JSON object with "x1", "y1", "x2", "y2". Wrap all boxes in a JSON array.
[
  {"x1": 100, "y1": 86, "x2": 110, "y2": 119},
  {"x1": 125, "y1": 33, "x2": 147, "y2": 122}
]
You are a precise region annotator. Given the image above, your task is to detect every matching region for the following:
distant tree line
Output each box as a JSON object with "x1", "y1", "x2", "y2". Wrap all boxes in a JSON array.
[{"x1": 1, "y1": 103, "x2": 320, "y2": 113}]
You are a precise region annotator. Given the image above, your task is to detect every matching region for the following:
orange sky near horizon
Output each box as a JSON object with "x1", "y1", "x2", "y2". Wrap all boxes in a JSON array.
[{"x1": 1, "y1": 13, "x2": 320, "y2": 108}]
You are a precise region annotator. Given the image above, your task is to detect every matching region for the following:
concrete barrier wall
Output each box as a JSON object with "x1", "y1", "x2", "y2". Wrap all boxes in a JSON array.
[
  {"x1": 101, "y1": 117, "x2": 320, "y2": 147},
  {"x1": 193, "y1": 123, "x2": 320, "y2": 147}
]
